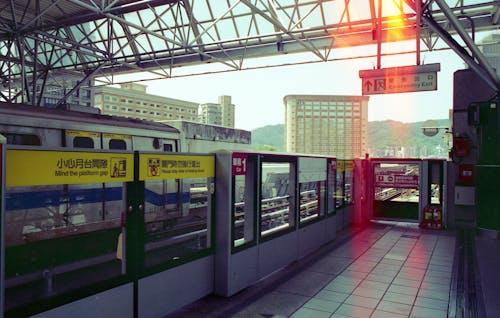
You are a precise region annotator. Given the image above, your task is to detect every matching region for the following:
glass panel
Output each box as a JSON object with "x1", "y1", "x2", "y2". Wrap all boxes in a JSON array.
[
  {"x1": 299, "y1": 180, "x2": 325, "y2": 223},
  {"x1": 327, "y1": 161, "x2": 336, "y2": 215},
  {"x1": 344, "y1": 169, "x2": 353, "y2": 205},
  {"x1": 144, "y1": 178, "x2": 211, "y2": 268},
  {"x1": 374, "y1": 163, "x2": 420, "y2": 203},
  {"x1": 73, "y1": 136, "x2": 94, "y2": 148},
  {"x1": 431, "y1": 184, "x2": 441, "y2": 204},
  {"x1": 260, "y1": 161, "x2": 295, "y2": 237},
  {"x1": 5, "y1": 133, "x2": 41, "y2": 146},
  {"x1": 430, "y1": 162, "x2": 442, "y2": 204},
  {"x1": 4, "y1": 183, "x2": 124, "y2": 311},
  {"x1": 109, "y1": 139, "x2": 126, "y2": 150},
  {"x1": 233, "y1": 174, "x2": 255, "y2": 248},
  {"x1": 335, "y1": 169, "x2": 344, "y2": 208},
  {"x1": 163, "y1": 144, "x2": 173, "y2": 152}
]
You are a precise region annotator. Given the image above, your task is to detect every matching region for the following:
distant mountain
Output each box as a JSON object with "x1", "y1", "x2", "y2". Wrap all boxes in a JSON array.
[
  {"x1": 251, "y1": 119, "x2": 449, "y2": 157},
  {"x1": 251, "y1": 124, "x2": 284, "y2": 151},
  {"x1": 367, "y1": 119, "x2": 449, "y2": 157}
]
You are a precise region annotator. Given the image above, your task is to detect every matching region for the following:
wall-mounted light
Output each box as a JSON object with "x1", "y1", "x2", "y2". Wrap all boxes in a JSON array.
[{"x1": 421, "y1": 119, "x2": 450, "y2": 137}]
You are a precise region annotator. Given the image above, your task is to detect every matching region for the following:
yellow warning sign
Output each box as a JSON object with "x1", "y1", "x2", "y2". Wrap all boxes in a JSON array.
[
  {"x1": 6, "y1": 149, "x2": 134, "y2": 187},
  {"x1": 139, "y1": 154, "x2": 214, "y2": 180},
  {"x1": 103, "y1": 133, "x2": 131, "y2": 140},
  {"x1": 337, "y1": 160, "x2": 353, "y2": 172},
  {"x1": 66, "y1": 130, "x2": 100, "y2": 138}
]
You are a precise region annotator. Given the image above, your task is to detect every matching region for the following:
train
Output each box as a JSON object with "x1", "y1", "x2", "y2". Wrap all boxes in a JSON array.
[
  {"x1": 0, "y1": 102, "x2": 182, "y2": 151},
  {"x1": 0, "y1": 102, "x2": 212, "y2": 313}
]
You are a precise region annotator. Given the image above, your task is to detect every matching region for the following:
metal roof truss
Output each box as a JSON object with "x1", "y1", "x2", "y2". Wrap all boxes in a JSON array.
[{"x1": 0, "y1": 0, "x2": 498, "y2": 105}]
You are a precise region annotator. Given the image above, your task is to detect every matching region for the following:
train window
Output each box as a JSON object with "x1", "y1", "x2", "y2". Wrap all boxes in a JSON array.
[
  {"x1": 73, "y1": 136, "x2": 94, "y2": 148},
  {"x1": 109, "y1": 139, "x2": 127, "y2": 150},
  {"x1": 260, "y1": 160, "x2": 296, "y2": 238},
  {"x1": 4, "y1": 133, "x2": 41, "y2": 146},
  {"x1": 163, "y1": 143, "x2": 173, "y2": 152}
]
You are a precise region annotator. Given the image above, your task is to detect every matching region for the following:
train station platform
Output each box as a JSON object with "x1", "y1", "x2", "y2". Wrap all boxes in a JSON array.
[{"x1": 166, "y1": 221, "x2": 499, "y2": 318}]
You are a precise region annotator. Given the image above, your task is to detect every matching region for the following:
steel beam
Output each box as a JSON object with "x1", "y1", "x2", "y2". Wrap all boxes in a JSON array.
[{"x1": 433, "y1": 0, "x2": 500, "y2": 88}]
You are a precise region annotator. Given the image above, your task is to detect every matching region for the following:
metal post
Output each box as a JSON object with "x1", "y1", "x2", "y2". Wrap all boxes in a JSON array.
[
  {"x1": 32, "y1": 0, "x2": 40, "y2": 107},
  {"x1": 416, "y1": 0, "x2": 421, "y2": 65},
  {"x1": 125, "y1": 151, "x2": 144, "y2": 318},
  {"x1": 421, "y1": 15, "x2": 498, "y2": 92},
  {"x1": 0, "y1": 135, "x2": 6, "y2": 318},
  {"x1": 377, "y1": 0, "x2": 382, "y2": 69},
  {"x1": 125, "y1": 151, "x2": 145, "y2": 277},
  {"x1": 434, "y1": 0, "x2": 500, "y2": 89}
]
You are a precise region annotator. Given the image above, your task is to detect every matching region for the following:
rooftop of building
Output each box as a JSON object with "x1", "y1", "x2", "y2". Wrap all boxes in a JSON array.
[
  {"x1": 283, "y1": 94, "x2": 371, "y2": 102},
  {"x1": 161, "y1": 120, "x2": 251, "y2": 144}
]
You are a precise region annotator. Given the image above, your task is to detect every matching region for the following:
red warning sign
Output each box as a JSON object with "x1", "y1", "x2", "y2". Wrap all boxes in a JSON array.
[{"x1": 232, "y1": 153, "x2": 248, "y2": 176}]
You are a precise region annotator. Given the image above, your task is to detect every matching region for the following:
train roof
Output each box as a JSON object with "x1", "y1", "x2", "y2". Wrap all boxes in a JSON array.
[
  {"x1": 0, "y1": 102, "x2": 180, "y2": 134},
  {"x1": 215, "y1": 149, "x2": 338, "y2": 160}
]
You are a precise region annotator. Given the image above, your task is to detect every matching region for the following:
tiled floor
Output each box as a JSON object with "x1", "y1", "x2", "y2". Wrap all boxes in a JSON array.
[{"x1": 231, "y1": 222, "x2": 455, "y2": 318}]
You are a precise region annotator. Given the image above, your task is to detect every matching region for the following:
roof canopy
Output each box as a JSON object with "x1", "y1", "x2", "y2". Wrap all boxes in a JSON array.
[{"x1": 0, "y1": 0, "x2": 498, "y2": 105}]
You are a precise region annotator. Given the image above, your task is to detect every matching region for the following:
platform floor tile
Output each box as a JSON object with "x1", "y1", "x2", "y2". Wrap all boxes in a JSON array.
[{"x1": 230, "y1": 222, "x2": 455, "y2": 318}]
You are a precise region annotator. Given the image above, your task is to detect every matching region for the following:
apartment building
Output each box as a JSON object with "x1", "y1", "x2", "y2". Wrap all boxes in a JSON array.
[{"x1": 284, "y1": 95, "x2": 369, "y2": 159}]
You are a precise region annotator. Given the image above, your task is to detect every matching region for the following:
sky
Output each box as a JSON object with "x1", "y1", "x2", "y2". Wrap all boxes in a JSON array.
[{"x1": 142, "y1": 47, "x2": 467, "y2": 131}]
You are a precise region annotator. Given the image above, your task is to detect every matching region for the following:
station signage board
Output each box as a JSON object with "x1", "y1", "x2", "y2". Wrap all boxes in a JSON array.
[
  {"x1": 375, "y1": 171, "x2": 419, "y2": 189},
  {"x1": 6, "y1": 149, "x2": 134, "y2": 186},
  {"x1": 140, "y1": 154, "x2": 214, "y2": 180},
  {"x1": 232, "y1": 153, "x2": 248, "y2": 176},
  {"x1": 337, "y1": 160, "x2": 353, "y2": 172},
  {"x1": 359, "y1": 63, "x2": 440, "y2": 95},
  {"x1": 330, "y1": 159, "x2": 337, "y2": 171}
]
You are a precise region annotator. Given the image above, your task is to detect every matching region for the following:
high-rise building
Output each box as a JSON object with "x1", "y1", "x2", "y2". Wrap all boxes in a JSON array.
[
  {"x1": 479, "y1": 33, "x2": 500, "y2": 75},
  {"x1": 93, "y1": 83, "x2": 199, "y2": 122},
  {"x1": 13, "y1": 73, "x2": 93, "y2": 108},
  {"x1": 199, "y1": 95, "x2": 235, "y2": 127},
  {"x1": 284, "y1": 95, "x2": 369, "y2": 159}
]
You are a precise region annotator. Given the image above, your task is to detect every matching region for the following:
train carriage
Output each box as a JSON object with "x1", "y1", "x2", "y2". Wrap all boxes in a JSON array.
[{"x1": 0, "y1": 102, "x2": 201, "y2": 313}]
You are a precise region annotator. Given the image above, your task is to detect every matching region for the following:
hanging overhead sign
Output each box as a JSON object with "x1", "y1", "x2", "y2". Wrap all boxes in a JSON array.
[{"x1": 359, "y1": 63, "x2": 440, "y2": 95}]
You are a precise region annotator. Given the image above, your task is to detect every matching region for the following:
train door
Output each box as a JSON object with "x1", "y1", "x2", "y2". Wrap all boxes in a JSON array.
[
  {"x1": 64, "y1": 129, "x2": 124, "y2": 274},
  {"x1": 64, "y1": 129, "x2": 125, "y2": 273},
  {"x1": 102, "y1": 133, "x2": 131, "y2": 270},
  {"x1": 372, "y1": 160, "x2": 421, "y2": 221},
  {"x1": 63, "y1": 129, "x2": 105, "y2": 224}
]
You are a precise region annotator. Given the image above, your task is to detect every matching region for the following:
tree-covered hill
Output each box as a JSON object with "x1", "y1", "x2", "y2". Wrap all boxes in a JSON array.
[
  {"x1": 251, "y1": 119, "x2": 449, "y2": 157},
  {"x1": 251, "y1": 124, "x2": 284, "y2": 151}
]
